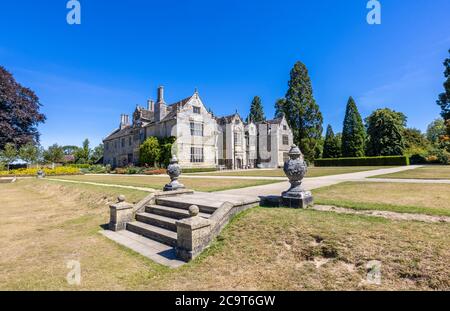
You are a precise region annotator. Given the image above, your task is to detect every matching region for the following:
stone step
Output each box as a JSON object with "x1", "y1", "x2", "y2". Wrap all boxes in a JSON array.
[
  {"x1": 136, "y1": 212, "x2": 177, "y2": 232},
  {"x1": 146, "y1": 204, "x2": 211, "y2": 220},
  {"x1": 126, "y1": 221, "x2": 177, "y2": 247},
  {"x1": 156, "y1": 197, "x2": 217, "y2": 214}
]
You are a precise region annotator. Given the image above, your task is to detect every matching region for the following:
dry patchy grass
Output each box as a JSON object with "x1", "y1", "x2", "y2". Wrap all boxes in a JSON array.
[
  {"x1": 314, "y1": 182, "x2": 450, "y2": 216},
  {"x1": 49, "y1": 175, "x2": 278, "y2": 192},
  {"x1": 1, "y1": 180, "x2": 449, "y2": 290},
  {"x1": 372, "y1": 165, "x2": 450, "y2": 180}
]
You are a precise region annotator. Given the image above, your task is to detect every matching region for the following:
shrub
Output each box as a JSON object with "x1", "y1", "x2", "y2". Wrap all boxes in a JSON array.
[
  {"x1": 182, "y1": 167, "x2": 219, "y2": 173},
  {"x1": 80, "y1": 165, "x2": 108, "y2": 174},
  {"x1": 314, "y1": 156, "x2": 410, "y2": 167},
  {"x1": 143, "y1": 168, "x2": 166, "y2": 175},
  {"x1": 0, "y1": 167, "x2": 80, "y2": 176}
]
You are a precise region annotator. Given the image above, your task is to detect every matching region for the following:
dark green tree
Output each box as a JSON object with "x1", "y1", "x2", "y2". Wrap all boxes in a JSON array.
[
  {"x1": 158, "y1": 136, "x2": 176, "y2": 168},
  {"x1": 341, "y1": 97, "x2": 365, "y2": 157},
  {"x1": 274, "y1": 98, "x2": 286, "y2": 119},
  {"x1": 365, "y1": 108, "x2": 407, "y2": 156},
  {"x1": 323, "y1": 125, "x2": 342, "y2": 158},
  {"x1": 436, "y1": 50, "x2": 450, "y2": 123},
  {"x1": 246, "y1": 96, "x2": 265, "y2": 123},
  {"x1": 277, "y1": 61, "x2": 323, "y2": 162}
]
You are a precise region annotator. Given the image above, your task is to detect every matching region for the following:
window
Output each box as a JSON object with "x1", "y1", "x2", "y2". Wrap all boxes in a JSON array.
[
  {"x1": 234, "y1": 132, "x2": 242, "y2": 145},
  {"x1": 283, "y1": 135, "x2": 289, "y2": 145},
  {"x1": 106, "y1": 142, "x2": 109, "y2": 151},
  {"x1": 283, "y1": 125, "x2": 287, "y2": 130},
  {"x1": 190, "y1": 147, "x2": 204, "y2": 163},
  {"x1": 129, "y1": 137, "x2": 132, "y2": 146},
  {"x1": 121, "y1": 138, "x2": 125, "y2": 148},
  {"x1": 193, "y1": 106, "x2": 201, "y2": 114},
  {"x1": 190, "y1": 122, "x2": 204, "y2": 136}
]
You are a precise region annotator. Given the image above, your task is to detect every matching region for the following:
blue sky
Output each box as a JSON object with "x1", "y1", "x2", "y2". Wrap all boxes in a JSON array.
[{"x1": 0, "y1": 0, "x2": 449, "y2": 148}]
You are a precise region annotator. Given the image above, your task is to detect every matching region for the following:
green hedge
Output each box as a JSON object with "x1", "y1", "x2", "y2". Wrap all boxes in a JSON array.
[
  {"x1": 182, "y1": 167, "x2": 218, "y2": 173},
  {"x1": 314, "y1": 156, "x2": 410, "y2": 167}
]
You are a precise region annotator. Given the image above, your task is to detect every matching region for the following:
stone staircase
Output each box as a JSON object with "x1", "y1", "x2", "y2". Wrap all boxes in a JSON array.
[
  {"x1": 126, "y1": 197, "x2": 215, "y2": 247},
  {"x1": 106, "y1": 190, "x2": 260, "y2": 265}
]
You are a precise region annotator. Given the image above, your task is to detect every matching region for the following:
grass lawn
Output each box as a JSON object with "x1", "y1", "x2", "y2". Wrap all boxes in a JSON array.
[
  {"x1": 1, "y1": 179, "x2": 449, "y2": 290},
  {"x1": 187, "y1": 166, "x2": 394, "y2": 178},
  {"x1": 372, "y1": 165, "x2": 450, "y2": 180},
  {"x1": 314, "y1": 182, "x2": 450, "y2": 217},
  {"x1": 48, "y1": 174, "x2": 280, "y2": 192}
]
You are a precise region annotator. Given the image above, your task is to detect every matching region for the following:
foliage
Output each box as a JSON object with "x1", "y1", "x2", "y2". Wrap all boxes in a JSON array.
[
  {"x1": 74, "y1": 139, "x2": 91, "y2": 164},
  {"x1": 62, "y1": 145, "x2": 79, "y2": 155},
  {"x1": 341, "y1": 97, "x2": 365, "y2": 157},
  {"x1": 79, "y1": 165, "x2": 108, "y2": 174},
  {"x1": 246, "y1": 96, "x2": 265, "y2": 123},
  {"x1": 182, "y1": 167, "x2": 218, "y2": 173},
  {"x1": 139, "y1": 137, "x2": 160, "y2": 166},
  {"x1": 18, "y1": 142, "x2": 40, "y2": 167},
  {"x1": 426, "y1": 118, "x2": 446, "y2": 144},
  {"x1": 91, "y1": 144, "x2": 104, "y2": 163},
  {"x1": 274, "y1": 98, "x2": 286, "y2": 119},
  {"x1": 43, "y1": 144, "x2": 65, "y2": 164},
  {"x1": 0, "y1": 166, "x2": 80, "y2": 176},
  {"x1": 314, "y1": 156, "x2": 410, "y2": 167},
  {"x1": 436, "y1": 50, "x2": 450, "y2": 122},
  {"x1": 365, "y1": 108, "x2": 407, "y2": 156},
  {"x1": 0, "y1": 66, "x2": 46, "y2": 150},
  {"x1": 322, "y1": 125, "x2": 341, "y2": 158},
  {"x1": 158, "y1": 136, "x2": 176, "y2": 168},
  {"x1": 277, "y1": 61, "x2": 323, "y2": 162},
  {"x1": 403, "y1": 128, "x2": 430, "y2": 156},
  {"x1": 0, "y1": 143, "x2": 18, "y2": 170}
]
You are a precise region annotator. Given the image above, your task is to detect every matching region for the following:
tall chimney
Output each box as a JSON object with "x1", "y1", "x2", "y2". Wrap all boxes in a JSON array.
[
  {"x1": 147, "y1": 99, "x2": 155, "y2": 112},
  {"x1": 157, "y1": 86, "x2": 165, "y2": 104}
]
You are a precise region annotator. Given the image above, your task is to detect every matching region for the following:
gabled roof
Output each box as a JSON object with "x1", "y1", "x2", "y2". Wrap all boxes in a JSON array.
[
  {"x1": 256, "y1": 117, "x2": 283, "y2": 125},
  {"x1": 216, "y1": 113, "x2": 243, "y2": 125},
  {"x1": 161, "y1": 95, "x2": 194, "y2": 121}
]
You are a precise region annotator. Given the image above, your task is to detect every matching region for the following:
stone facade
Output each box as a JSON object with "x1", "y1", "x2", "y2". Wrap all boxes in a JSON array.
[{"x1": 103, "y1": 86, "x2": 294, "y2": 169}]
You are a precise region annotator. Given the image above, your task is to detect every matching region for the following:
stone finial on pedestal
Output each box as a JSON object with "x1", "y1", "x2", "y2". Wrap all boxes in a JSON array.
[
  {"x1": 282, "y1": 145, "x2": 313, "y2": 208},
  {"x1": 109, "y1": 195, "x2": 134, "y2": 231},
  {"x1": 164, "y1": 155, "x2": 185, "y2": 191},
  {"x1": 37, "y1": 169, "x2": 45, "y2": 179}
]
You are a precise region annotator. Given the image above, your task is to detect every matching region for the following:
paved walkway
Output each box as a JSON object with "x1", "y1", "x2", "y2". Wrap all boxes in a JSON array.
[{"x1": 217, "y1": 165, "x2": 424, "y2": 197}]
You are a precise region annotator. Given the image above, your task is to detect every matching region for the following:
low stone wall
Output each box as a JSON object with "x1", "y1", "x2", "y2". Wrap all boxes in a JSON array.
[{"x1": 175, "y1": 200, "x2": 260, "y2": 262}]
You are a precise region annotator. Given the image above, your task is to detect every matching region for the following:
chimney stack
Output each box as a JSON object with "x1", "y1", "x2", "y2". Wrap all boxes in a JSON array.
[
  {"x1": 157, "y1": 86, "x2": 165, "y2": 104},
  {"x1": 147, "y1": 99, "x2": 155, "y2": 112},
  {"x1": 120, "y1": 114, "x2": 130, "y2": 129}
]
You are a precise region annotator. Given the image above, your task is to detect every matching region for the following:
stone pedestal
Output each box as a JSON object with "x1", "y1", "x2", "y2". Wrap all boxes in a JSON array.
[
  {"x1": 281, "y1": 145, "x2": 314, "y2": 209},
  {"x1": 109, "y1": 195, "x2": 134, "y2": 231},
  {"x1": 175, "y1": 205, "x2": 211, "y2": 261}
]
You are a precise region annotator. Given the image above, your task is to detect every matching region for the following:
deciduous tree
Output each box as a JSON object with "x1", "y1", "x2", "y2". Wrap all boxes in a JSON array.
[
  {"x1": 0, "y1": 66, "x2": 46, "y2": 149},
  {"x1": 139, "y1": 137, "x2": 160, "y2": 167},
  {"x1": 365, "y1": 108, "x2": 407, "y2": 156}
]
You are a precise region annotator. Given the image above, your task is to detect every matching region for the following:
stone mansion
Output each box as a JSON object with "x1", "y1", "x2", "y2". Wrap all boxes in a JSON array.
[{"x1": 103, "y1": 86, "x2": 294, "y2": 169}]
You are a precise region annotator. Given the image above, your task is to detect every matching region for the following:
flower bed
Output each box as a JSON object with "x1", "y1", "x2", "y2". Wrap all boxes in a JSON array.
[{"x1": 0, "y1": 167, "x2": 81, "y2": 177}]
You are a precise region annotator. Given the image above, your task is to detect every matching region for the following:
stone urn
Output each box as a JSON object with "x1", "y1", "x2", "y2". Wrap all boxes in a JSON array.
[
  {"x1": 164, "y1": 155, "x2": 185, "y2": 191},
  {"x1": 37, "y1": 169, "x2": 45, "y2": 179},
  {"x1": 282, "y1": 145, "x2": 313, "y2": 208}
]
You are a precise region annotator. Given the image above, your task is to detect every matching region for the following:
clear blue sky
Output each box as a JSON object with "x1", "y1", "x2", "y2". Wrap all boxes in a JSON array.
[{"x1": 1, "y1": 0, "x2": 449, "y2": 148}]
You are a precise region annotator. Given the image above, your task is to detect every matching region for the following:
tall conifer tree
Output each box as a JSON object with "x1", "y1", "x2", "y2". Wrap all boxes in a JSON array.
[{"x1": 341, "y1": 97, "x2": 365, "y2": 157}]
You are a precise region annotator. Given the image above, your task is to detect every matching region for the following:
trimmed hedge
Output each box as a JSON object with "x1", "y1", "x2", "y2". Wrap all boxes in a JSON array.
[
  {"x1": 182, "y1": 167, "x2": 218, "y2": 173},
  {"x1": 314, "y1": 156, "x2": 410, "y2": 167}
]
